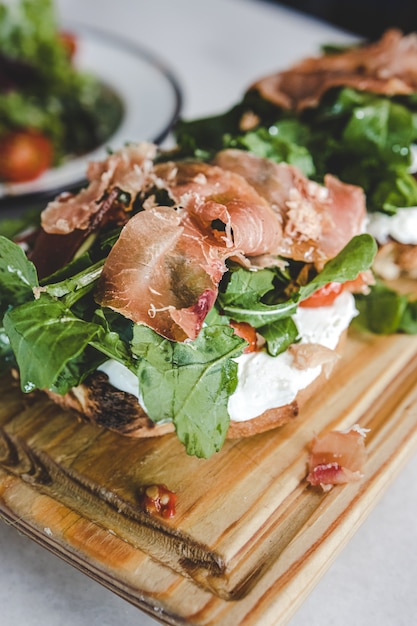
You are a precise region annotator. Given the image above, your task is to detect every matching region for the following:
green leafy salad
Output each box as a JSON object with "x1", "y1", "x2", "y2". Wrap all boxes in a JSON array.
[
  {"x1": 0, "y1": 0, "x2": 123, "y2": 180},
  {"x1": 174, "y1": 86, "x2": 417, "y2": 216}
]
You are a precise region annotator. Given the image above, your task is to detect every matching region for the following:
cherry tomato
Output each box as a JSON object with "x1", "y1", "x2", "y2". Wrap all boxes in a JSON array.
[
  {"x1": 230, "y1": 320, "x2": 257, "y2": 352},
  {"x1": 300, "y1": 282, "x2": 343, "y2": 308},
  {"x1": 59, "y1": 30, "x2": 78, "y2": 60},
  {"x1": 0, "y1": 130, "x2": 54, "y2": 183}
]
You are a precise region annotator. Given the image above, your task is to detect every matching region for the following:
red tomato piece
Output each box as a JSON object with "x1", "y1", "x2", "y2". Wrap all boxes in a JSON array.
[
  {"x1": 299, "y1": 282, "x2": 343, "y2": 308},
  {"x1": 0, "y1": 130, "x2": 54, "y2": 183},
  {"x1": 59, "y1": 30, "x2": 78, "y2": 60},
  {"x1": 230, "y1": 320, "x2": 257, "y2": 352},
  {"x1": 300, "y1": 271, "x2": 373, "y2": 309}
]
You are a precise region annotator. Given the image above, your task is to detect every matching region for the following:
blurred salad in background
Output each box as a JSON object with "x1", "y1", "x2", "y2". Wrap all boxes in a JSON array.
[{"x1": 0, "y1": 0, "x2": 123, "y2": 184}]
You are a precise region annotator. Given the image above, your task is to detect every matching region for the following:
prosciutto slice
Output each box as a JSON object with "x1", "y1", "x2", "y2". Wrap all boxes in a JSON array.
[
  {"x1": 96, "y1": 161, "x2": 282, "y2": 341},
  {"x1": 307, "y1": 426, "x2": 368, "y2": 491},
  {"x1": 95, "y1": 206, "x2": 224, "y2": 341},
  {"x1": 41, "y1": 142, "x2": 156, "y2": 235},
  {"x1": 213, "y1": 149, "x2": 366, "y2": 262},
  {"x1": 153, "y1": 161, "x2": 282, "y2": 256},
  {"x1": 29, "y1": 143, "x2": 157, "y2": 279},
  {"x1": 250, "y1": 29, "x2": 417, "y2": 111}
]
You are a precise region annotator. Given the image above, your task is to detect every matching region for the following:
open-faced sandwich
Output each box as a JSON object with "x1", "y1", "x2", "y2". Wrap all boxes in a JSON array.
[
  {"x1": 175, "y1": 29, "x2": 417, "y2": 283},
  {"x1": 0, "y1": 141, "x2": 377, "y2": 457}
]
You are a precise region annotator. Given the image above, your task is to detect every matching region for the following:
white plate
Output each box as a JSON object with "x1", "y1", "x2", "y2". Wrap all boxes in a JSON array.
[{"x1": 0, "y1": 23, "x2": 182, "y2": 202}]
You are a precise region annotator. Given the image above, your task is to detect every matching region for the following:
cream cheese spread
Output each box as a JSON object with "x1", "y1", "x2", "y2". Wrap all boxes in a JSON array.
[{"x1": 98, "y1": 291, "x2": 357, "y2": 423}]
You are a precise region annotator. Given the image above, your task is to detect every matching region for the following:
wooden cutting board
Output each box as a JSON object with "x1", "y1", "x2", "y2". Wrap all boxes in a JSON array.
[{"x1": 1, "y1": 278, "x2": 417, "y2": 625}]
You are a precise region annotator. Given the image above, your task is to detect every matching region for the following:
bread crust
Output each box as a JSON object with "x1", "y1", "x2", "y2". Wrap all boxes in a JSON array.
[
  {"x1": 45, "y1": 373, "x2": 175, "y2": 438},
  {"x1": 45, "y1": 331, "x2": 347, "y2": 440}
]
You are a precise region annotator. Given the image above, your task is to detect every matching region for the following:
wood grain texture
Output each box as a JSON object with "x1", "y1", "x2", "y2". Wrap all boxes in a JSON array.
[{"x1": 1, "y1": 281, "x2": 417, "y2": 625}]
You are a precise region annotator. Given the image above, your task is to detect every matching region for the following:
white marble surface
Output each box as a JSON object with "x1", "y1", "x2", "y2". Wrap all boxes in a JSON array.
[{"x1": 1, "y1": 1, "x2": 417, "y2": 624}]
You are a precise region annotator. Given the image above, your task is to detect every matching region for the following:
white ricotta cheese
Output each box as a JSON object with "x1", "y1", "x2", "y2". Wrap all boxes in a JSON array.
[
  {"x1": 366, "y1": 207, "x2": 417, "y2": 246},
  {"x1": 98, "y1": 359, "x2": 138, "y2": 396},
  {"x1": 228, "y1": 290, "x2": 357, "y2": 421}
]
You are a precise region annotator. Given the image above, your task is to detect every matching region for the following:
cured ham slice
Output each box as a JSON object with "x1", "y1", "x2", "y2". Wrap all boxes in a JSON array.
[
  {"x1": 29, "y1": 187, "x2": 122, "y2": 280},
  {"x1": 96, "y1": 161, "x2": 284, "y2": 341},
  {"x1": 307, "y1": 426, "x2": 368, "y2": 491},
  {"x1": 29, "y1": 143, "x2": 157, "y2": 279},
  {"x1": 288, "y1": 342, "x2": 339, "y2": 375},
  {"x1": 153, "y1": 161, "x2": 282, "y2": 256},
  {"x1": 41, "y1": 142, "x2": 156, "y2": 235},
  {"x1": 213, "y1": 149, "x2": 366, "y2": 262},
  {"x1": 250, "y1": 29, "x2": 417, "y2": 111},
  {"x1": 95, "y1": 206, "x2": 224, "y2": 341}
]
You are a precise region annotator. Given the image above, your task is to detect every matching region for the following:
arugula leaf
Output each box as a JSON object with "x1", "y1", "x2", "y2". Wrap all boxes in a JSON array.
[
  {"x1": 50, "y1": 346, "x2": 105, "y2": 395},
  {"x1": 173, "y1": 103, "x2": 246, "y2": 159},
  {"x1": 49, "y1": 305, "x2": 135, "y2": 394},
  {"x1": 131, "y1": 323, "x2": 245, "y2": 458},
  {"x1": 0, "y1": 235, "x2": 38, "y2": 316},
  {"x1": 258, "y1": 317, "x2": 300, "y2": 356},
  {"x1": 371, "y1": 168, "x2": 417, "y2": 215},
  {"x1": 342, "y1": 98, "x2": 414, "y2": 164},
  {"x1": 300, "y1": 90, "x2": 417, "y2": 212},
  {"x1": 298, "y1": 234, "x2": 377, "y2": 300},
  {"x1": 220, "y1": 290, "x2": 298, "y2": 327},
  {"x1": 0, "y1": 327, "x2": 15, "y2": 375},
  {"x1": 354, "y1": 282, "x2": 417, "y2": 335},
  {"x1": 219, "y1": 266, "x2": 277, "y2": 305},
  {"x1": 218, "y1": 265, "x2": 297, "y2": 327},
  {"x1": 90, "y1": 309, "x2": 134, "y2": 368},
  {"x1": 43, "y1": 259, "x2": 104, "y2": 307},
  {"x1": 228, "y1": 120, "x2": 316, "y2": 177},
  {"x1": 219, "y1": 234, "x2": 377, "y2": 330},
  {"x1": 3, "y1": 293, "x2": 101, "y2": 393},
  {"x1": 400, "y1": 300, "x2": 417, "y2": 334}
]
